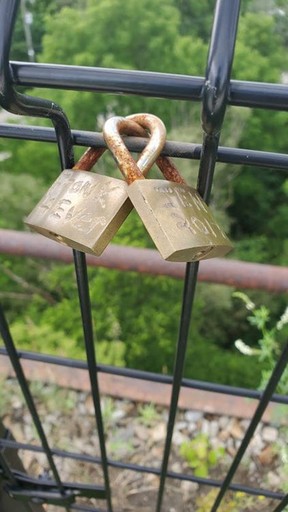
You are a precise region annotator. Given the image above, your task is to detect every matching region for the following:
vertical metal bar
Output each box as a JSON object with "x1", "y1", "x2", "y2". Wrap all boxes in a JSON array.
[
  {"x1": 211, "y1": 342, "x2": 288, "y2": 512},
  {"x1": 0, "y1": 0, "x2": 74, "y2": 169},
  {"x1": 198, "y1": 0, "x2": 241, "y2": 200},
  {"x1": 0, "y1": 2, "x2": 73, "y2": 510},
  {"x1": 273, "y1": 494, "x2": 288, "y2": 512},
  {"x1": 0, "y1": 2, "x2": 111, "y2": 507},
  {"x1": 0, "y1": 306, "x2": 67, "y2": 500},
  {"x1": 156, "y1": 262, "x2": 199, "y2": 511},
  {"x1": 156, "y1": 2, "x2": 241, "y2": 510},
  {"x1": 73, "y1": 250, "x2": 113, "y2": 512}
]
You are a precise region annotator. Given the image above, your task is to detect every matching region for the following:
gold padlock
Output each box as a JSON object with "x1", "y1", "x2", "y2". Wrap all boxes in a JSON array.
[
  {"x1": 104, "y1": 119, "x2": 233, "y2": 262},
  {"x1": 25, "y1": 114, "x2": 166, "y2": 255}
]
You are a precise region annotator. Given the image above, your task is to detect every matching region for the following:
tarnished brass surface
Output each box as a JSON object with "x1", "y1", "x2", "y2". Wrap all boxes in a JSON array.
[
  {"x1": 127, "y1": 180, "x2": 232, "y2": 262},
  {"x1": 104, "y1": 117, "x2": 232, "y2": 262},
  {"x1": 25, "y1": 171, "x2": 131, "y2": 255},
  {"x1": 25, "y1": 114, "x2": 166, "y2": 255}
]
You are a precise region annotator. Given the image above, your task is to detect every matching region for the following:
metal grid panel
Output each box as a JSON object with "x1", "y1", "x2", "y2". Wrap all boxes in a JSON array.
[{"x1": 0, "y1": 0, "x2": 288, "y2": 511}]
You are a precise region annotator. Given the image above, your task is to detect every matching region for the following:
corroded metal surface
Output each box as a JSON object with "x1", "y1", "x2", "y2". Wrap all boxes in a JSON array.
[
  {"x1": 72, "y1": 146, "x2": 106, "y2": 170},
  {"x1": 25, "y1": 115, "x2": 166, "y2": 256},
  {"x1": 156, "y1": 155, "x2": 186, "y2": 184},
  {"x1": 103, "y1": 114, "x2": 166, "y2": 183},
  {"x1": 105, "y1": 116, "x2": 232, "y2": 262},
  {"x1": 0, "y1": 229, "x2": 287, "y2": 292}
]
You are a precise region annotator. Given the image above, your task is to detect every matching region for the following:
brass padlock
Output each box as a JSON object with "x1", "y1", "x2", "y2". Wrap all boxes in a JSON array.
[
  {"x1": 25, "y1": 114, "x2": 166, "y2": 255},
  {"x1": 104, "y1": 119, "x2": 233, "y2": 262}
]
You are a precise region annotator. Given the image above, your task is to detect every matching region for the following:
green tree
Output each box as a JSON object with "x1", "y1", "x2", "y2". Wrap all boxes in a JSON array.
[
  {"x1": 1, "y1": 1, "x2": 287, "y2": 387},
  {"x1": 2, "y1": 0, "x2": 208, "y2": 181},
  {"x1": 227, "y1": 12, "x2": 288, "y2": 263},
  {"x1": 11, "y1": 0, "x2": 86, "y2": 61}
]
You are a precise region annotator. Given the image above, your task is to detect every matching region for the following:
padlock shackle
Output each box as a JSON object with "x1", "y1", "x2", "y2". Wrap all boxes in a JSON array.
[
  {"x1": 72, "y1": 147, "x2": 106, "y2": 171},
  {"x1": 126, "y1": 113, "x2": 166, "y2": 173},
  {"x1": 71, "y1": 118, "x2": 150, "y2": 172},
  {"x1": 156, "y1": 155, "x2": 186, "y2": 185},
  {"x1": 75, "y1": 116, "x2": 186, "y2": 187},
  {"x1": 126, "y1": 114, "x2": 186, "y2": 185},
  {"x1": 104, "y1": 114, "x2": 187, "y2": 185},
  {"x1": 103, "y1": 115, "x2": 166, "y2": 184},
  {"x1": 72, "y1": 117, "x2": 162, "y2": 174}
]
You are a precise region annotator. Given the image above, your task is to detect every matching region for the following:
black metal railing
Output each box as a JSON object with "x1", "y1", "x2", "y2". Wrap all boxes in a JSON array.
[{"x1": 0, "y1": 0, "x2": 288, "y2": 511}]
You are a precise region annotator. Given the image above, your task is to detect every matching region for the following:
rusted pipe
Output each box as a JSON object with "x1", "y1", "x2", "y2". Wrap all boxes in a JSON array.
[{"x1": 0, "y1": 229, "x2": 287, "y2": 292}]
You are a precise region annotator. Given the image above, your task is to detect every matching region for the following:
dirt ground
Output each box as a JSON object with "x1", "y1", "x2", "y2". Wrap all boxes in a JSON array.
[{"x1": 1, "y1": 379, "x2": 285, "y2": 511}]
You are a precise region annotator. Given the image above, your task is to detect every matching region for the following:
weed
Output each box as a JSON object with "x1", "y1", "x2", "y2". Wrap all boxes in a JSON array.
[
  {"x1": 233, "y1": 292, "x2": 288, "y2": 393},
  {"x1": 195, "y1": 489, "x2": 266, "y2": 511},
  {"x1": 180, "y1": 434, "x2": 225, "y2": 477},
  {"x1": 137, "y1": 402, "x2": 160, "y2": 426}
]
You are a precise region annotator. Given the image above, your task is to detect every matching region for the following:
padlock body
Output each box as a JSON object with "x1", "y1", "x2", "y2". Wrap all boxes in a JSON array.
[
  {"x1": 128, "y1": 180, "x2": 232, "y2": 262},
  {"x1": 25, "y1": 170, "x2": 132, "y2": 255}
]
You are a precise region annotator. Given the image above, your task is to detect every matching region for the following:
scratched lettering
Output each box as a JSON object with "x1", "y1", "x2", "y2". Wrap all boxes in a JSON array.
[
  {"x1": 154, "y1": 185, "x2": 209, "y2": 213},
  {"x1": 170, "y1": 212, "x2": 225, "y2": 240},
  {"x1": 70, "y1": 213, "x2": 107, "y2": 233},
  {"x1": 50, "y1": 199, "x2": 72, "y2": 219}
]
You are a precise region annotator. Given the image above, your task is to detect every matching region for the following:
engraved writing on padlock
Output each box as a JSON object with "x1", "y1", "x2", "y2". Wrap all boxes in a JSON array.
[
  {"x1": 104, "y1": 122, "x2": 233, "y2": 262},
  {"x1": 25, "y1": 146, "x2": 129, "y2": 255},
  {"x1": 149, "y1": 155, "x2": 232, "y2": 261},
  {"x1": 25, "y1": 115, "x2": 166, "y2": 256}
]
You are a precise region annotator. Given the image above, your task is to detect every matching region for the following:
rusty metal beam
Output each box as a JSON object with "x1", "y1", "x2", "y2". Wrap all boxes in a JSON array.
[{"x1": 0, "y1": 229, "x2": 287, "y2": 292}]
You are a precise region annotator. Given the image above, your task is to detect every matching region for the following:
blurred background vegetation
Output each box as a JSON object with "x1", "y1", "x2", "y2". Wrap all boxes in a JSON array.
[{"x1": 0, "y1": 0, "x2": 287, "y2": 389}]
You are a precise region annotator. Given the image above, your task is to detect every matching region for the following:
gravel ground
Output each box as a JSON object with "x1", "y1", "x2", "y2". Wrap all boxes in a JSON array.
[{"x1": 1, "y1": 378, "x2": 287, "y2": 511}]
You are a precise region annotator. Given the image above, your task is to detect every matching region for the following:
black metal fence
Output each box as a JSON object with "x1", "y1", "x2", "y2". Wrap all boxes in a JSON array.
[{"x1": 0, "y1": 0, "x2": 288, "y2": 511}]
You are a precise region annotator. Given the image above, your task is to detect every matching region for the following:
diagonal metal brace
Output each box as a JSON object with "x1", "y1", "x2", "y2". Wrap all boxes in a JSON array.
[{"x1": 2, "y1": 469, "x2": 106, "y2": 507}]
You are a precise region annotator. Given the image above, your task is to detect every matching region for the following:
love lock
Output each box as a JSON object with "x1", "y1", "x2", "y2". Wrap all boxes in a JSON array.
[
  {"x1": 25, "y1": 114, "x2": 166, "y2": 255},
  {"x1": 104, "y1": 117, "x2": 232, "y2": 262}
]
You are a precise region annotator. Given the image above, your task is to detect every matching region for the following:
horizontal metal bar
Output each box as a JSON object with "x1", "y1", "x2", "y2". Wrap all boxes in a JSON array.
[
  {"x1": 1, "y1": 230, "x2": 287, "y2": 292},
  {"x1": 0, "y1": 439, "x2": 284, "y2": 502},
  {"x1": 1, "y1": 123, "x2": 288, "y2": 171},
  {"x1": 1, "y1": 347, "x2": 287, "y2": 405},
  {"x1": 10, "y1": 62, "x2": 288, "y2": 111}
]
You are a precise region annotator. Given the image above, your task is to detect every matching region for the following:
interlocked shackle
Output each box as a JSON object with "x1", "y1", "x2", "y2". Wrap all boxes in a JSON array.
[
  {"x1": 73, "y1": 114, "x2": 166, "y2": 174},
  {"x1": 25, "y1": 114, "x2": 166, "y2": 256},
  {"x1": 103, "y1": 113, "x2": 167, "y2": 183},
  {"x1": 104, "y1": 113, "x2": 187, "y2": 184},
  {"x1": 104, "y1": 116, "x2": 233, "y2": 262}
]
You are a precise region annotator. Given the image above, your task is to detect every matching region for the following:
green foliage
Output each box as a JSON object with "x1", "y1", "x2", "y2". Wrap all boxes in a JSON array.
[
  {"x1": 137, "y1": 403, "x2": 160, "y2": 426},
  {"x1": 184, "y1": 335, "x2": 265, "y2": 388},
  {"x1": 274, "y1": 426, "x2": 288, "y2": 494},
  {"x1": 11, "y1": 0, "x2": 83, "y2": 61},
  {"x1": 101, "y1": 397, "x2": 116, "y2": 428},
  {"x1": 180, "y1": 434, "x2": 225, "y2": 477},
  {"x1": 228, "y1": 12, "x2": 288, "y2": 258},
  {"x1": 0, "y1": 0, "x2": 287, "y2": 393},
  {"x1": 0, "y1": 376, "x2": 10, "y2": 413},
  {"x1": 37, "y1": 0, "x2": 207, "y2": 129},
  {"x1": 9, "y1": 319, "x2": 83, "y2": 358},
  {"x1": 0, "y1": 171, "x2": 47, "y2": 229},
  {"x1": 173, "y1": 0, "x2": 215, "y2": 40},
  {"x1": 2, "y1": 3, "x2": 287, "y2": 266},
  {"x1": 195, "y1": 489, "x2": 265, "y2": 512},
  {"x1": 29, "y1": 380, "x2": 77, "y2": 413},
  {"x1": 234, "y1": 292, "x2": 288, "y2": 393}
]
